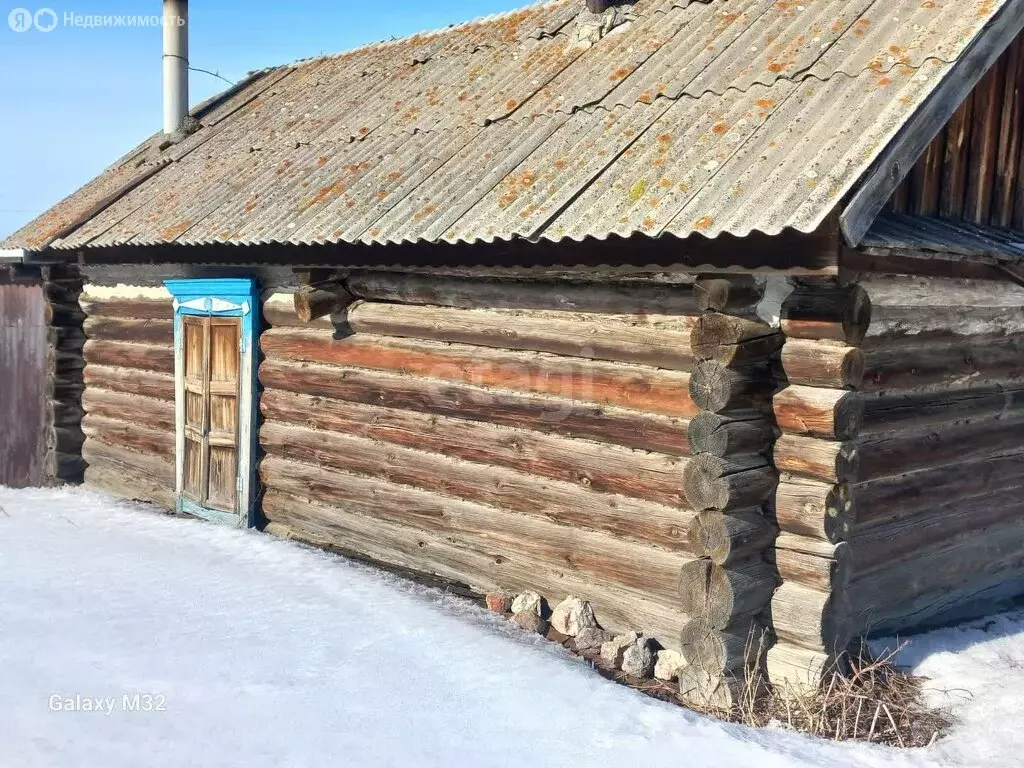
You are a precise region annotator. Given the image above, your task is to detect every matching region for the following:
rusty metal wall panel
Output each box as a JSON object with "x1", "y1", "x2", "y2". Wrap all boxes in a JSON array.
[{"x1": 0, "y1": 284, "x2": 47, "y2": 487}]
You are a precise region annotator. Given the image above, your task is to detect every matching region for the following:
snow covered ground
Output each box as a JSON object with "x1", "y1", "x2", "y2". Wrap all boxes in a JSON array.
[{"x1": 1, "y1": 487, "x2": 1021, "y2": 768}]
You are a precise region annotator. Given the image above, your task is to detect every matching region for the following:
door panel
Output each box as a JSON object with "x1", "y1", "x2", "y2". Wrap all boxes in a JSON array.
[
  {"x1": 182, "y1": 316, "x2": 207, "y2": 503},
  {"x1": 183, "y1": 438, "x2": 203, "y2": 501},
  {"x1": 207, "y1": 446, "x2": 237, "y2": 510},
  {"x1": 180, "y1": 315, "x2": 241, "y2": 513}
]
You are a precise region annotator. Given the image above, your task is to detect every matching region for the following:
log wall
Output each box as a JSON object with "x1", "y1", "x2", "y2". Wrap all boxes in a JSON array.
[
  {"x1": 41, "y1": 266, "x2": 86, "y2": 485},
  {"x1": 768, "y1": 273, "x2": 1024, "y2": 692},
  {"x1": 258, "y1": 273, "x2": 786, "y2": 652},
  {"x1": 79, "y1": 285, "x2": 176, "y2": 510}
]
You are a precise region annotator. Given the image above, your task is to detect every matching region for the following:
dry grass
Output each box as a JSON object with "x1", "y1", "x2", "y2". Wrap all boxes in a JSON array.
[{"x1": 677, "y1": 639, "x2": 951, "y2": 749}]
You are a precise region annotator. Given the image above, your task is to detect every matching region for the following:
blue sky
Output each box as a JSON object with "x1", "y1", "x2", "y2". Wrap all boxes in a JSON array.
[{"x1": 0, "y1": 0, "x2": 519, "y2": 239}]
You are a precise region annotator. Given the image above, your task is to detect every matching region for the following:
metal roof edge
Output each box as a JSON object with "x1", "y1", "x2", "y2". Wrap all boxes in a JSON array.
[
  {"x1": 0, "y1": 248, "x2": 25, "y2": 264},
  {"x1": 838, "y1": 0, "x2": 1024, "y2": 248}
]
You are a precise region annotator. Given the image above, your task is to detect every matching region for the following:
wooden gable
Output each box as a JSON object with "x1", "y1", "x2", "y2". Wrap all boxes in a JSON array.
[{"x1": 887, "y1": 36, "x2": 1024, "y2": 229}]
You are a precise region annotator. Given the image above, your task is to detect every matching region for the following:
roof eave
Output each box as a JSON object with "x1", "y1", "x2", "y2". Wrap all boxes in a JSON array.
[{"x1": 839, "y1": 0, "x2": 1024, "y2": 248}]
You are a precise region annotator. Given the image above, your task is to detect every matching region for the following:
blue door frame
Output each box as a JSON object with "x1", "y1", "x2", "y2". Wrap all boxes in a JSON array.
[{"x1": 164, "y1": 278, "x2": 260, "y2": 528}]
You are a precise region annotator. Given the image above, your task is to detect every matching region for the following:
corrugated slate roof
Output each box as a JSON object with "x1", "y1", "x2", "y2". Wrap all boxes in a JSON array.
[{"x1": 4, "y1": 0, "x2": 1018, "y2": 252}]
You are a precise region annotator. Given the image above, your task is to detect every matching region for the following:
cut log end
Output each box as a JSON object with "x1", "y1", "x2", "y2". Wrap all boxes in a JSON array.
[
  {"x1": 693, "y1": 277, "x2": 763, "y2": 314},
  {"x1": 774, "y1": 385, "x2": 865, "y2": 441},
  {"x1": 679, "y1": 615, "x2": 765, "y2": 676},
  {"x1": 688, "y1": 510, "x2": 776, "y2": 565},
  {"x1": 775, "y1": 477, "x2": 855, "y2": 543},
  {"x1": 689, "y1": 360, "x2": 774, "y2": 415},
  {"x1": 690, "y1": 313, "x2": 778, "y2": 364},
  {"x1": 293, "y1": 284, "x2": 352, "y2": 323},
  {"x1": 781, "y1": 284, "x2": 872, "y2": 346},
  {"x1": 678, "y1": 558, "x2": 777, "y2": 628},
  {"x1": 683, "y1": 454, "x2": 776, "y2": 512}
]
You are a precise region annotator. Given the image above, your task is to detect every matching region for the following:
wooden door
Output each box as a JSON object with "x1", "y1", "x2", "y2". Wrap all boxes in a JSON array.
[
  {"x1": 182, "y1": 315, "x2": 241, "y2": 512},
  {"x1": 0, "y1": 283, "x2": 47, "y2": 487}
]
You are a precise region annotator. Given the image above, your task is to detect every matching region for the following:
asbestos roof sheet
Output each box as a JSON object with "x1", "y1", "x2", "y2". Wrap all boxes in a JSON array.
[{"x1": 3, "y1": 0, "x2": 1017, "y2": 252}]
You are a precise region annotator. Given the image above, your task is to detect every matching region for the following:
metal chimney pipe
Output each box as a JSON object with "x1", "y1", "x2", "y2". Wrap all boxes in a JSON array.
[
  {"x1": 586, "y1": 0, "x2": 614, "y2": 11},
  {"x1": 162, "y1": 0, "x2": 189, "y2": 134}
]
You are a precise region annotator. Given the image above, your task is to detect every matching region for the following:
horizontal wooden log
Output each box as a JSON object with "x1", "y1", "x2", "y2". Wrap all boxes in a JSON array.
[
  {"x1": 689, "y1": 361, "x2": 775, "y2": 414},
  {"x1": 259, "y1": 424, "x2": 692, "y2": 553},
  {"x1": 781, "y1": 283, "x2": 871, "y2": 346},
  {"x1": 694, "y1": 276, "x2": 763, "y2": 314},
  {"x1": 83, "y1": 464, "x2": 174, "y2": 510},
  {"x1": 45, "y1": 302, "x2": 86, "y2": 327},
  {"x1": 781, "y1": 339, "x2": 864, "y2": 389},
  {"x1": 765, "y1": 643, "x2": 836, "y2": 695},
  {"x1": 48, "y1": 326, "x2": 85, "y2": 353},
  {"x1": 345, "y1": 271, "x2": 700, "y2": 315},
  {"x1": 50, "y1": 426, "x2": 85, "y2": 454},
  {"x1": 294, "y1": 283, "x2": 353, "y2": 323},
  {"x1": 83, "y1": 317, "x2": 174, "y2": 346},
  {"x1": 848, "y1": 486, "x2": 1024, "y2": 576},
  {"x1": 770, "y1": 581, "x2": 852, "y2": 654},
  {"x1": 82, "y1": 388, "x2": 176, "y2": 431},
  {"x1": 81, "y1": 437, "x2": 175, "y2": 509},
  {"x1": 48, "y1": 450, "x2": 86, "y2": 481},
  {"x1": 772, "y1": 533, "x2": 852, "y2": 592},
  {"x1": 259, "y1": 360, "x2": 691, "y2": 456},
  {"x1": 861, "y1": 385, "x2": 1024, "y2": 434},
  {"x1": 80, "y1": 296, "x2": 172, "y2": 320},
  {"x1": 679, "y1": 614, "x2": 759, "y2": 676},
  {"x1": 261, "y1": 455, "x2": 692, "y2": 601},
  {"x1": 47, "y1": 347, "x2": 85, "y2": 373},
  {"x1": 686, "y1": 412, "x2": 773, "y2": 458},
  {"x1": 687, "y1": 510, "x2": 776, "y2": 566},
  {"x1": 43, "y1": 281, "x2": 81, "y2": 305},
  {"x1": 847, "y1": 518, "x2": 1024, "y2": 636},
  {"x1": 856, "y1": 416, "x2": 1024, "y2": 481},
  {"x1": 852, "y1": 452, "x2": 1024, "y2": 529},
  {"x1": 682, "y1": 454, "x2": 777, "y2": 512},
  {"x1": 775, "y1": 477, "x2": 854, "y2": 543},
  {"x1": 865, "y1": 305, "x2": 1024, "y2": 344},
  {"x1": 83, "y1": 339, "x2": 174, "y2": 374},
  {"x1": 346, "y1": 301, "x2": 698, "y2": 371},
  {"x1": 860, "y1": 335, "x2": 1024, "y2": 393},
  {"x1": 83, "y1": 364, "x2": 175, "y2": 401},
  {"x1": 677, "y1": 558, "x2": 776, "y2": 629},
  {"x1": 858, "y1": 274, "x2": 1024, "y2": 343},
  {"x1": 774, "y1": 435, "x2": 860, "y2": 484},
  {"x1": 82, "y1": 414, "x2": 175, "y2": 460},
  {"x1": 47, "y1": 400, "x2": 85, "y2": 428},
  {"x1": 261, "y1": 329, "x2": 696, "y2": 419},
  {"x1": 260, "y1": 388, "x2": 689, "y2": 505},
  {"x1": 773, "y1": 385, "x2": 864, "y2": 440},
  {"x1": 262, "y1": 488, "x2": 689, "y2": 650},
  {"x1": 690, "y1": 314, "x2": 780, "y2": 365},
  {"x1": 47, "y1": 377, "x2": 84, "y2": 402}
]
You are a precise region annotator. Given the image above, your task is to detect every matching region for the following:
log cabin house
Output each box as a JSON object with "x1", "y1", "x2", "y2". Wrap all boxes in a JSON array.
[{"x1": 4, "y1": 0, "x2": 1024, "y2": 703}]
